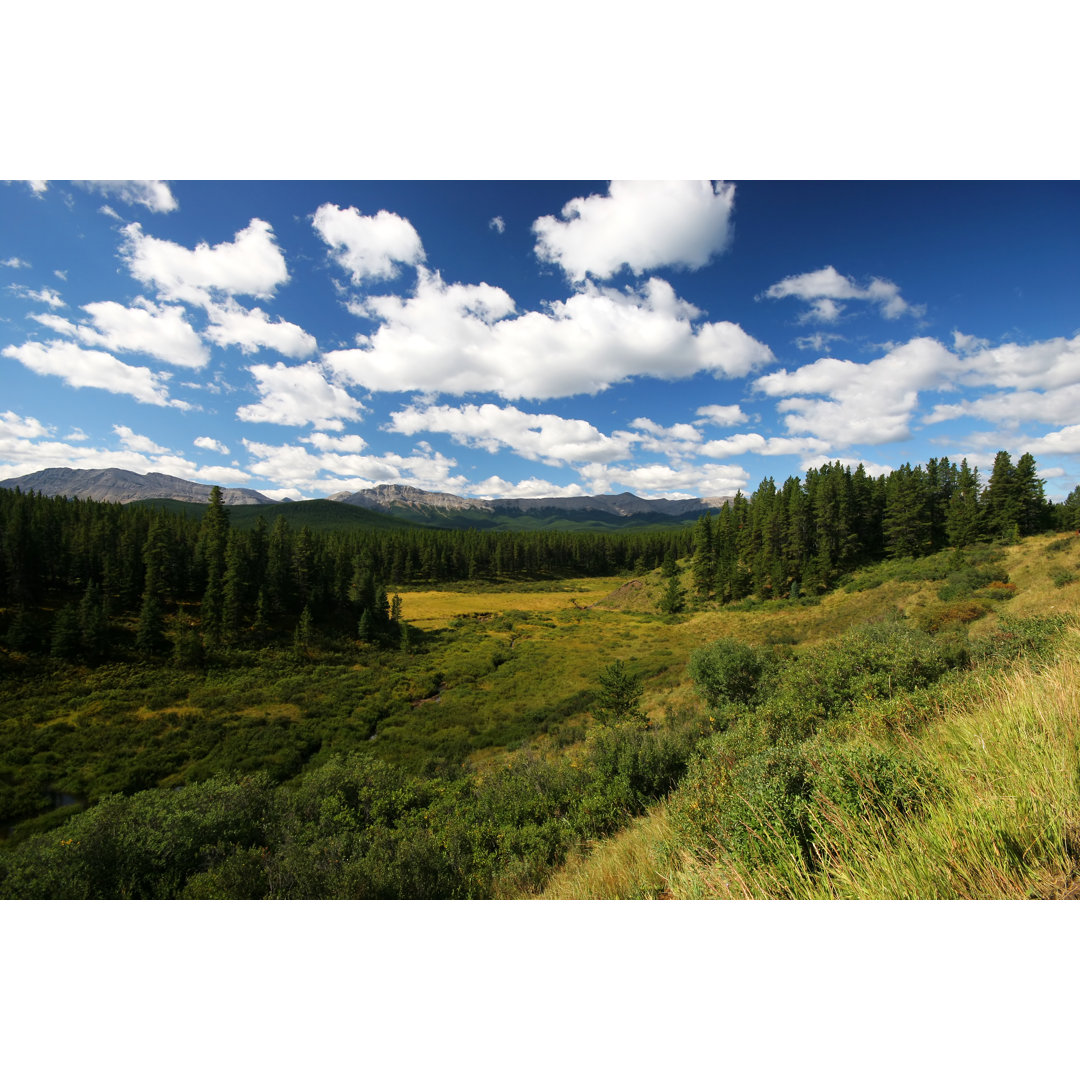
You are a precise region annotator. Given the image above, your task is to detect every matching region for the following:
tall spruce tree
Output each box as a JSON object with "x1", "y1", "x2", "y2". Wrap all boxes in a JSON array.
[
  {"x1": 1014, "y1": 452, "x2": 1047, "y2": 535},
  {"x1": 690, "y1": 514, "x2": 715, "y2": 599},
  {"x1": 946, "y1": 459, "x2": 981, "y2": 548}
]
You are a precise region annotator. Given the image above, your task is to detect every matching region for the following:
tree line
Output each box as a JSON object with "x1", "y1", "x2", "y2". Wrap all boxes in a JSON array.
[
  {"x1": 0, "y1": 485, "x2": 692, "y2": 661},
  {"x1": 688, "y1": 450, "x2": 1068, "y2": 603},
  {"x1": 1, "y1": 449, "x2": 1075, "y2": 661}
]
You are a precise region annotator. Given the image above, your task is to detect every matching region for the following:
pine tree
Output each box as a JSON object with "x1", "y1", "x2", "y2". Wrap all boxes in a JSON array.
[
  {"x1": 659, "y1": 572, "x2": 685, "y2": 614},
  {"x1": 77, "y1": 580, "x2": 109, "y2": 659},
  {"x1": 594, "y1": 659, "x2": 644, "y2": 725},
  {"x1": 1014, "y1": 452, "x2": 1047, "y2": 536},
  {"x1": 294, "y1": 604, "x2": 314, "y2": 650},
  {"x1": 50, "y1": 603, "x2": 81, "y2": 659},
  {"x1": 135, "y1": 594, "x2": 166, "y2": 655},
  {"x1": 690, "y1": 514, "x2": 714, "y2": 599},
  {"x1": 946, "y1": 459, "x2": 981, "y2": 548},
  {"x1": 982, "y1": 451, "x2": 1021, "y2": 539}
]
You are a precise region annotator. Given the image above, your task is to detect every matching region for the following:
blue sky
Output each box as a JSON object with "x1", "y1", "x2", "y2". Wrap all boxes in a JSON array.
[{"x1": 2, "y1": 179, "x2": 1078, "y2": 502}]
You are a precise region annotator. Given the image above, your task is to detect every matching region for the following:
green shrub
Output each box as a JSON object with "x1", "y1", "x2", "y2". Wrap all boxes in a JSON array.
[{"x1": 688, "y1": 638, "x2": 782, "y2": 710}]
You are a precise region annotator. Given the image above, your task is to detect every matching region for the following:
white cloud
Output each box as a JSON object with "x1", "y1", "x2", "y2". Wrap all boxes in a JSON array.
[
  {"x1": 54, "y1": 269, "x2": 66, "y2": 280},
  {"x1": 99, "y1": 205, "x2": 123, "y2": 221},
  {"x1": 3, "y1": 339, "x2": 186, "y2": 408},
  {"x1": 387, "y1": 402, "x2": 636, "y2": 466},
  {"x1": 924, "y1": 385, "x2": 1080, "y2": 429},
  {"x1": 122, "y1": 218, "x2": 289, "y2": 306},
  {"x1": 952, "y1": 330, "x2": 991, "y2": 354},
  {"x1": 577, "y1": 460, "x2": 750, "y2": 499},
  {"x1": 699, "y1": 433, "x2": 832, "y2": 458},
  {"x1": 113, "y1": 424, "x2": 168, "y2": 454},
  {"x1": 75, "y1": 180, "x2": 178, "y2": 213},
  {"x1": 202, "y1": 299, "x2": 317, "y2": 358},
  {"x1": 1021, "y1": 424, "x2": 1080, "y2": 456},
  {"x1": 11, "y1": 285, "x2": 64, "y2": 308},
  {"x1": 755, "y1": 337, "x2": 958, "y2": 446},
  {"x1": 325, "y1": 270, "x2": 773, "y2": 400},
  {"x1": 533, "y1": 180, "x2": 735, "y2": 281},
  {"x1": 795, "y1": 331, "x2": 846, "y2": 352},
  {"x1": 626, "y1": 417, "x2": 703, "y2": 458},
  {"x1": 32, "y1": 297, "x2": 209, "y2": 368},
  {"x1": 959, "y1": 334, "x2": 1080, "y2": 392},
  {"x1": 763, "y1": 265, "x2": 922, "y2": 322},
  {"x1": 695, "y1": 404, "x2": 749, "y2": 427},
  {"x1": 469, "y1": 475, "x2": 589, "y2": 499},
  {"x1": 242, "y1": 437, "x2": 464, "y2": 494},
  {"x1": 3, "y1": 256, "x2": 30, "y2": 269},
  {"x1": 27, "y1": 181, "x2": 48, "y2": 195},
  {"x1": 302, "y1": 432, "x2": 368, "y2": 453},
  {"x1": 195, "y1": 436, "x2": 229, "y2": 454},
  {"x1": 489, "y1": 216, "x2": 506, "y2": 234},
  {"x1": 312, "y1": 204, "x2": 425, "y2": 284},
  {"x1": 0, "y1": 411, "x2": 51, "y2": 439},
  {"x1": 235, "y1": 361, "x2": 364, "y2": 430}
]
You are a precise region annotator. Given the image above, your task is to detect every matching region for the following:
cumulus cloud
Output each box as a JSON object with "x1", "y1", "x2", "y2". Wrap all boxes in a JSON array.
[
  {"x1": 577, "y1": 460, "x2": 750, "y2": 499},
  {"x1": 31, "y1": 298, "x2": 209, "y2": 368},
  {"x1": 113, "y1": 424, "x2": 168, "y2": 454},
  {"x1": 325, "y1": 270, "x2": 773, "y2": 400},
  {"x1": 627, "y1": 417, "x2": 703, "y2": 459},
  {"x1": 235, "y1": 361, "x2": 365, "y2": 430},
  {"x1": 958, "y1": 333, "x2": 1080, "y2": 392},
  {"x1": 122, "y1": 218, "x2": 289, "y2": 306},
  {"x1": 755, "y1": 337, "x2": 959, "y2": 446},
  {"x1": 75, "y1": 181, "x2": 178, "y2": 213},
  {"x1": 533, "y1": 180, "x2": 735, "y2": 282},
  {"x1": 387, "y1": 402, "x2": 636, "y2": 466},
  {"x1": 924, "y1": 384, "x2": 1080, "y2": 429},
  {"x1": 489, "y1": 216, "x2": 506, "y2": 234},
  {"x1": 3, "y1": 339, "x2": 187, "y2": 408},
  {"x1": 695, "y1": 404, "x2": 749, "y2": 427},
  {"x1": 312, "y1": 204, "x2": 425, "y2": 283},
  {"x1": 0, "y1": 411, "x2": 51, "y2": 439},
  {"x1": 195, "y1": 436, "x2": 229, "y2": 454},
  {"x1": 1021, "y1": 424, "x2": 1080, "y2": 456},
  {"x1": 242, "y1": 437, "x2": 464, "y2": 494},
  {"x1": 468, "y1": 475, "x2": 589, "y2": 499},
  {"x1": 11, "y1": 285, "x2": 64, "y2": 308},
  {"x1": 3, "y1": 256, "x2": 30, "y2": 269},
  {"x1": 699, "y1": 433, "x2": 832, "y2": 459},
  {"x1": 202, "y1": 300, "x2": 318, "y2": 358},
  {"x1": 763, "y1": 265, "x2": 922, "y2": 322}
]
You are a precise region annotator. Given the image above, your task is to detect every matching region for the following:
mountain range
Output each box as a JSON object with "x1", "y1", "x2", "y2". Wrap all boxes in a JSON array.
[{"x1": 0, "y1": 468, "x2": 726, "y2": 526}]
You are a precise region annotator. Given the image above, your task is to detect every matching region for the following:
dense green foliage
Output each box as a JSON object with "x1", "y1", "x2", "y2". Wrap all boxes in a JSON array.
[
  {"x1": 670, "y1": 611, "x2": 1071, "y2": 889},
  {"x1": 687, "y1": 452, "x2": 1051, "y2": 604},
  {"x1": 0, "y1": 716, "x2": 704, "y2": 899},
  {"x1": 0, "y1": 484, "x2": 691, "y2": 663}
]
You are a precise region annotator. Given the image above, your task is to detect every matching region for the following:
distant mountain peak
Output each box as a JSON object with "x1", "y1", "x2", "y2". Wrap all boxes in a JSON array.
[{"x1": 0, "y1": 467, "x2": 275, "y2": 506}]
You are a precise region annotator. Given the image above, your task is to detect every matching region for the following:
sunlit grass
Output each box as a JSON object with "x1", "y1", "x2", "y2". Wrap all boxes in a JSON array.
[{"x1": 396, "y1": 576, "x2": 626, "y2": 628}]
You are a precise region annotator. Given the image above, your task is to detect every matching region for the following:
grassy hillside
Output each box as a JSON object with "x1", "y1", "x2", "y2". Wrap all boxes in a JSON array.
[{"x1": 533, "y1": 533, "x2": 1080, "y2": 899}]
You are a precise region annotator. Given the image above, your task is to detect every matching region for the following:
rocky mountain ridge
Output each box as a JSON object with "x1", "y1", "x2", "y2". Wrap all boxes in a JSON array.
[
  {"x1": 0, "y1": 468, "x2": 275, "y2": 505},
  {"x1": 0, "y1": 469, "x2": 728, "y2": 517},
  {"x1": 327, "y1": 483, "x2": 728, "y2": 517}
]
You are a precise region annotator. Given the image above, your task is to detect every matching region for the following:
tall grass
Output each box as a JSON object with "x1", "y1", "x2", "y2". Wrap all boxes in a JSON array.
[{"x1": 665, "y1": 630, "x2": 1080, "y2": 900}]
